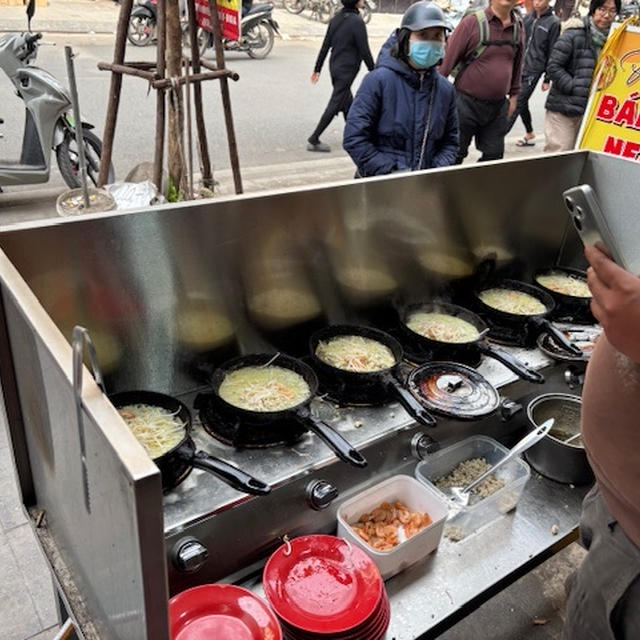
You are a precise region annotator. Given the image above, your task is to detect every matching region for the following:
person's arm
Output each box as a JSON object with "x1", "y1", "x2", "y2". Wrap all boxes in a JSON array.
[
  {"x1": 546, "y1": 31, "x2": 576, "y2": 95},
  {"x1": 431, "y1": 87, "x2": 459, "y2": 167},
  {"x1": 313, "y1": 22, "x2": 334, "y2": 75},
  {"x1": 508, "y1": 16, "x2": 525, "y2": 97},
  {"x1": 585, "y1": 244, "x2": 640, "y2": 362},
  {"x1": 543, "y1": 19, "x2": 561, "y2": 84},
  {"x1": 343, "y1": 73, "x2": 398, "y2": 176},
  {"x1": 355, "y1": 19, "x2": 375, "y2": 71},
  {"x1": 438, "y1": 15, "x2": 479, "y2": 78}
]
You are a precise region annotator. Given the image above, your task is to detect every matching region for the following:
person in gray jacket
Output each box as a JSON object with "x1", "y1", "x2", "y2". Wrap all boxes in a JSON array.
[{"x1": 543, "y1": 0, "x2": 619, "y2": 152}]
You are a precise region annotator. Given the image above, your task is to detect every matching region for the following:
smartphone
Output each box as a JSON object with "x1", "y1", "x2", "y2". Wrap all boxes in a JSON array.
[{"x1": 563, "y1": 184, "x2": 639, "y2": 274}]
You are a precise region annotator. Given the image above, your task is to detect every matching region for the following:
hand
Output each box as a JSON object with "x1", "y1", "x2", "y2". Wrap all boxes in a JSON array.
[
  {"x1": 541, "y1": 81, "x2": 550, "y2": 91},
  {"x1": 585, "y1": 244, "x2": 640, "y2": 362},
  {"x1": 507, "y1": 95, "x2": 518, "y2": 118},
  {"x1": 310, "y1": 72, "x2": 320, "y2": 84}
]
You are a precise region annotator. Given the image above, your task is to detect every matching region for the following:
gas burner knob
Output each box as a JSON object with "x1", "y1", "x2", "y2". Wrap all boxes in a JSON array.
[
  {"x1": 411, "y1": 432, "x2": 439, "y2": 460},
  {"x1": 564, "y1": 366, "x2": 584, "y2": 389},
  {"x1": 306, "y1": 480, "x2": 338, "y2": 510},
  {"x1": 172, "y1": 537, "x2": 209, "y2": 573},
  {"x1": 499, "y1": 398, "x2": 522, "y2": 421}
]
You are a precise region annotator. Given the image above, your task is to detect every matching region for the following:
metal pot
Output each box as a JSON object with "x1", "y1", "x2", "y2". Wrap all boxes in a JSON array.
[{"x1": 525, "y1": 393, "x2": 593, "y2": 485}]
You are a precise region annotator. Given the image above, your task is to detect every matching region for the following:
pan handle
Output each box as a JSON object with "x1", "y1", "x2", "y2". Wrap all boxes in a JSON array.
[
  {"x1": 186, "y1": 450, "x2": 271, "y2": 495},
  {"x1": 381, "y1": 373, "x2": 437, "y2": 427},
  {"x1": 477, "y1": 342, "x2": 544, "y2": 384},
  {"x1": 533, "y1": 318, "x2": 583, "y2": 357},
  {"x1": 295, "y1": 406, "x2": 367, "y2": 468}
]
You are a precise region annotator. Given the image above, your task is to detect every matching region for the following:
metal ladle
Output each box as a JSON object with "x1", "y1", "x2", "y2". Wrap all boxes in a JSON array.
[{"x1": 449, "y1": 418, "x2": 555, "y2": 507}]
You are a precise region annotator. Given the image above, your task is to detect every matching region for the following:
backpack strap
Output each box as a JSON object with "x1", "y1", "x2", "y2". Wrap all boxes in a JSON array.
[{"x1": 451, "y1": 9, "x2": 521, "y2": 80}]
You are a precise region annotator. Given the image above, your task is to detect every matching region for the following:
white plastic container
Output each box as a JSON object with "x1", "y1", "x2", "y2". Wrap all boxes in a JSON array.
[
  {"x1": 415, "y1": 435, "x2": 531, "y2": 541},
  {"x1": 336, "y1": 474, "x2": 449, "y2": 580}
]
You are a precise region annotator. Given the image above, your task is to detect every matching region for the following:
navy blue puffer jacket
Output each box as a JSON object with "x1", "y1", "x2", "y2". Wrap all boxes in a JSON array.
[{"x1": 343, "y1": 34, "x2": 459, "y2": 177}]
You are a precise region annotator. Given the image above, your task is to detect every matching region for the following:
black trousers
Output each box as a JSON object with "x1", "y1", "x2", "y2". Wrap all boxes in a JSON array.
[
  {"x1": 455, "y1": 91, "x2": 508, "y2": 164},
  {"x1": 506, "y1": 72, "x2": 543, "y2": 136},
  {"x1": 310, "y1": 70, "x2": 357, "y2": 143}
]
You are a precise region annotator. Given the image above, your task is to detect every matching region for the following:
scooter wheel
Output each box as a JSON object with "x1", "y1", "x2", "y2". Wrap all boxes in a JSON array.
[
  {"x1": 56, "y1": 129, "x2": 115, "y2": 189},
  {"x1": 127, "y1": 15, "x2": 154, "y2": 47},
  {"x1": 247, "y1": 21, "x2": 275, "y2": 59}
]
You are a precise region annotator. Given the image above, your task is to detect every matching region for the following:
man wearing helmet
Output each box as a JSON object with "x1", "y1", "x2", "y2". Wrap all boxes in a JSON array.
[
  {"x1": 343, "y1": 1, "x2": 459, "y2": 176},
  {"x1": 439, "y1": 0, "x2": 525, "y2": 164}
]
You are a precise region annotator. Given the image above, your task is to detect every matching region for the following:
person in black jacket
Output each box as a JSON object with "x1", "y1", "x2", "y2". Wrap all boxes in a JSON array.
[
  {"x1": 506, "y1": 0, "x2": 560, "y2": 146},
  {"x1": 307, "y1": 0, "x2": 375, "y2": 152},
  {"x1": 544, "y1": 0, "x2": 620, "y2": 152}
]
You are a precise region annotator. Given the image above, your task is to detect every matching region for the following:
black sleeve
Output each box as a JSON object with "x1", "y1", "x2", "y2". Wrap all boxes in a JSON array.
[
  {"x1": 543, "y1": 20, "x2": 561, "y2": 82},
  {"x1": 355, "y1": 19, "x2": 375, "y2": 71},
  {"x1": 314, "y1": 21, "x2": 334, "y2": 73}
]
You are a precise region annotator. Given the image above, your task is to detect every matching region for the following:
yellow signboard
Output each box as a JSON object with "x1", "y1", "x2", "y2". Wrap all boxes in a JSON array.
[{"x1": 578, "y1": 18, "x2": 640, "y2": 160}]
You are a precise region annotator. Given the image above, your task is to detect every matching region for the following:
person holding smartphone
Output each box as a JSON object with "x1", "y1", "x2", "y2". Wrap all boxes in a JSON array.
[{"x1": 563, "y1": 244, "x2": 640, "y2": 638}]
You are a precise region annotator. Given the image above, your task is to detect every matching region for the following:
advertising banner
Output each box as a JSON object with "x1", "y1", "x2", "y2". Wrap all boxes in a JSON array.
[
  {"x1": 195, "y1": 0, "x2": 241, "y2": 41},
  {"x1": 578, "y1": 19, "x2": 640, "y2": 161}
]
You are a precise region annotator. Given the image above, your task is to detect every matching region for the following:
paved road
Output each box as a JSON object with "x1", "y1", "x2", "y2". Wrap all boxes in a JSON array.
[{"x1": 0, "y1": 31, "x2": 548, "y2": 198}]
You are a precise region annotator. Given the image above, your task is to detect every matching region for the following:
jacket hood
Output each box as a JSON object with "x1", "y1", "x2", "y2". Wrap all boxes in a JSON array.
[
  {"x1": 377, "y1": 31, "x2": 437, "y2": 87},
  {"x1": 561, "y1": 16, "x2": 587, "y2": 32}
]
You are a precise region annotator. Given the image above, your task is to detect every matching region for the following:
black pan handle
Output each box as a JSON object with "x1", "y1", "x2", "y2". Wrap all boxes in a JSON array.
[
  {"x1": 185, "y1": 449, "x2": 271, "y2": 495},
  {"x1": 381, "y1": 373, "x2": 437, "y2": 426},
  {"x1": 477, "y1": 342, "x2": 544, "y2": 384},
  {"x1": 534, "y1": 318, "x2": 583, "y2": 357},
  {"x1": 295, "y1": 406, "x2": 367, "y2": 468}
]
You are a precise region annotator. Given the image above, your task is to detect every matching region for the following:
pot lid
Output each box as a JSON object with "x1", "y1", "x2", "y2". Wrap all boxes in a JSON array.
[{"x1": 409, "y1": 362, "x2": 500, "y2": 419}]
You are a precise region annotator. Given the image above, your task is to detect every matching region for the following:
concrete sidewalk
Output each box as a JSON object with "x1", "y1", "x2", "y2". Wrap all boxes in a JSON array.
[{"x1": 0, "y1": 0, "x2": 402, "y2": 37}]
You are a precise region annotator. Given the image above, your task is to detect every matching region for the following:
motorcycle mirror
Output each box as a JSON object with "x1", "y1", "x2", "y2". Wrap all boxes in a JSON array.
[{"x1": 26, "y1": 0, "x2": 36, "y2": 31}]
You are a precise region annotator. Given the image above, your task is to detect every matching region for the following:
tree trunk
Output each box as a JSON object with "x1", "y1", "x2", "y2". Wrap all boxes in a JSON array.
[{"x1": 166, "y1": 0, "x2": 187, "y2": 198}]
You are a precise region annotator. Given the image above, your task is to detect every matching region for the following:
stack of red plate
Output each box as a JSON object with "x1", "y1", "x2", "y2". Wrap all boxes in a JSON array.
[
  {"x1": 169, "y1": 584, "x2": 282, "y2": 640},
  {"x1": 263, "y1": 535, "x2": 390, "y2": 640}
]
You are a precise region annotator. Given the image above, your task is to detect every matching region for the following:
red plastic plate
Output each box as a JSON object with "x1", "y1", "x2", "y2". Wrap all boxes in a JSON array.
[
  {"x1": 169, "y1": 584, "x2": 282, "y2": 640},
  {"x1": 263, "y1": 535, "x2": 383, "y2": 634}
]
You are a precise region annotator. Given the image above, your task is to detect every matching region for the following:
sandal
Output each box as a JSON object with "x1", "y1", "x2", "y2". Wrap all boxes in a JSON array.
[{"x1": 516, "y1": 137, "x2": 536, "y2": 147}]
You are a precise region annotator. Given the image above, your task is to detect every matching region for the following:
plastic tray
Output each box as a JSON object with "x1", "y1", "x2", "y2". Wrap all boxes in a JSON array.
[
  {"x1": 336, "y1": 474, "x2": 449, "y2": 580},
  {"x1": 415, "y1": 436, "x2": 531, "y2": 541}
]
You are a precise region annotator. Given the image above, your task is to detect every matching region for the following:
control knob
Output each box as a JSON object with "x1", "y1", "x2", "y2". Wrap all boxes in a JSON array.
[
  {"x1": 306, "y1": 479, "x2": 338, "y2": 510},
  {"x1": 172, "y1": 537, "x2": 208, "y2": 573}
]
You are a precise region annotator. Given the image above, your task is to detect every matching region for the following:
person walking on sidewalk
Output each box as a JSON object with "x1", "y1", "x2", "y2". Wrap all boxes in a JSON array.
[
  {"x1": 343, "y1": 1, "x2": 458, "y2": 176},
  {"x1": 506, "y1": 0, "x2": 560, "y2": 146},
  {"x1": 307, "y1": 0, "x2": 375, "y2": 153},
  {"x1": 562, "y1": 243, "x2": 640, "y2": 639},
  {"x1": 544, "y1": 0, "x2": 619, "y2": 152},
  {"x1": 439, "y1": 0, "x2": 524, "y2": 164}
]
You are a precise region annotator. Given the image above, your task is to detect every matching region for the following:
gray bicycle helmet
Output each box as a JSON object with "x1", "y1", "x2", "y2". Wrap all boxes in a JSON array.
[{"x1": 401, "y1": 1, "x2": 451, "y2": 31}]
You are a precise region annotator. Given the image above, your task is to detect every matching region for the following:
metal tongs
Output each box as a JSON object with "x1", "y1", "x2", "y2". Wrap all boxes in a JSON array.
[{"x1": 448, "y1": 418, "x2": 555, "y2": 507}]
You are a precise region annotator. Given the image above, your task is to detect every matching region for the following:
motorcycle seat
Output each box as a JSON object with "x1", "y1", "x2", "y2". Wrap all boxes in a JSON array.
[{"x1": 245, "y1": 2, "x2": 273, "y2": 15}]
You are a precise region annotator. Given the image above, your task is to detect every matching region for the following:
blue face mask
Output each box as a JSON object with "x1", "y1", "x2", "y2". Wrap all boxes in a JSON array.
[{"x1": 408, "y1": 40, "x2": 445, "y2": 69}]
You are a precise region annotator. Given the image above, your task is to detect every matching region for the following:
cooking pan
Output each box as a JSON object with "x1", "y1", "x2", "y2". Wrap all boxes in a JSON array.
[
  {"x1": 532, "y1": 267, "x2": 593, "y2": 321},
  {"x1": 474, "y1": 279, "x2": 583, "y2": 357},
  {"x1": 210, "y1": 353, "x2": 367, "y2": 468},
  {"x1": 309, "y1": 325, "x2": 437, "y2": 426},
  {"x1": 399, "y1": 302, "x2": 544, "y2": 384},
  {"x1": 111, "y1": 390, "x2": 271, "y2": 495}
]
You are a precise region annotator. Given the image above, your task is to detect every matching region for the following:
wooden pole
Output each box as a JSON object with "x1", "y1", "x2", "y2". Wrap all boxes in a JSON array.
[
  {"x1": 154, "y1": 0, "x2": 167, "y2": 192},
  {"x1": 186, "y1": 0, "x2": 214, "y2": 189},
  {"x1": 206, "y1": 0, "x2": 243, "y2": 194},
  {"x1": 98, "y1": 0, "x2": 133, "y2": 187}
]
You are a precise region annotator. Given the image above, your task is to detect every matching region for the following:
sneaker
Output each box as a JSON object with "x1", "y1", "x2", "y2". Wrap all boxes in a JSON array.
[{"x1": 307, "y1": 141, "x2": 331, "y2": 152}]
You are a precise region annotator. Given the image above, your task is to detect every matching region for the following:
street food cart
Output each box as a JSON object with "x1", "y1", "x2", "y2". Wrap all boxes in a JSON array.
[{"x1": 0, "y1": 150, "x2": 629, "y2": 640}]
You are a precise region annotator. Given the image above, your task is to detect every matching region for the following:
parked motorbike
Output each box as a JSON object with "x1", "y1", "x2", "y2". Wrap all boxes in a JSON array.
[
  {"x1": 127, "y1": 0, "x2": 157, "y2": 46},
  {"x1": 0, "y1": 7, "x2": 113, "y2": 190},
  {"x1": 196, "y1": 2, "x2": 279, "y2": 59},
  {"x1": 326, "y1": 0, "x2": 375, "y2": 24},
  {"x1": 284, "y1": 0, "x2": 334, "y2": 22}
]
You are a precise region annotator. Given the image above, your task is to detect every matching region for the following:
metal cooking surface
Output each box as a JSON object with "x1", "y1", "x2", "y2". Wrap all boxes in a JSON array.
[{"x1": 162, "y1": 345, "x2": 553, "y2": 533}]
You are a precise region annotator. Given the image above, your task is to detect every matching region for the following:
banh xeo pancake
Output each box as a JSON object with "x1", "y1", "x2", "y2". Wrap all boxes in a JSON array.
[
  {"x1": 118, "y1": 404, "x2": 186, "y2": 458},
  {"x1": 407, "y1": 312, "x2": 480, "y2": 343},
  {"x1": 315, "y1": 335, "x2": 396, "y2": 372},
  {"x1": 535, "y1": 273, "x2": 591, "y2": 298},
  {"x1": 218, "y1": 365, "x2": 311, "y2": 412},
  {"x1": 479, "y1": 288, "x2": 547, "y2": 316}
]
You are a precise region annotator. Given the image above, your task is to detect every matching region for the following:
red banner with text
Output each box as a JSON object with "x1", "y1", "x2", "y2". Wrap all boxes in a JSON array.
[{"x1": 195, "y1": 0, "x2": 240, "y2": 41}]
